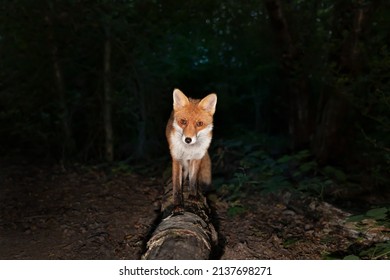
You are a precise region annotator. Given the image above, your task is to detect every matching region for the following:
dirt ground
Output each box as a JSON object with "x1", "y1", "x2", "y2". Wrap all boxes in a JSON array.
[{"x1": 0, "y1": 160, "x2": 388, "y2": 259}]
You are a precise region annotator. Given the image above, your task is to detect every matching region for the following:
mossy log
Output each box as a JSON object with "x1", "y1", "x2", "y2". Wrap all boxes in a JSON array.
[{"x1": 142, "y1": 181, "x2": 218, "y2": 260}]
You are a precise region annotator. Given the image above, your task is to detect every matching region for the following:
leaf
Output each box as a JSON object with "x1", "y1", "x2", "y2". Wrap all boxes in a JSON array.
[
  {"x1": 261, "y1": 176, "x2": 293, "y2": 193},
  {"x1": 347, "y1": 214, "x2": 365, "y2": 222},
  {"x1": 344, "y1": 255, "x2": 360, "y2": 260},
  {"x1": 299, "y1": 161, "x2": 317, "y2": 173},
  {"x1": 366, "y1": 207, "x2": 388, "y2": 220},
  {"x1": 360, "y1": 241, "x2": 390, "y2": 259},
  {"x1": 295, "y1": 149, "x2": 311, "y2": 160},
  {"x1": 322, "y1": 166, "x2": 347, "y2": 182},
  {"x1": 277, "y1": 155, "x2": 293, "y2": 164}
]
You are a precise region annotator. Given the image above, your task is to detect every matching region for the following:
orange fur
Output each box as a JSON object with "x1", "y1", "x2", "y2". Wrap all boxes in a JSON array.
[{"x1": 166, "y1": 89, "x2": 217, "y2": 213}]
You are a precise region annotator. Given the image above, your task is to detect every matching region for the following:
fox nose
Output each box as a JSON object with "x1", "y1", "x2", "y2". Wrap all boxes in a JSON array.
[{"x1": 185, "y1": 137, "x2": 192, "y2": 144}]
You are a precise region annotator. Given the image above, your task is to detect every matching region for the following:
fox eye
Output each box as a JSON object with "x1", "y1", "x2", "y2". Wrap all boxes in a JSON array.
[
  {"x1": 179, "y1": 119, "x2": 187, "y2": 125},
  {"x1": 196, "y1": 121, "x2": 204, "y2": 127}
]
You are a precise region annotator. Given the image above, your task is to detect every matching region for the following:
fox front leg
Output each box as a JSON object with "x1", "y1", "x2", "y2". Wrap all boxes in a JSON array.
[
  {"x1": 188, "y1": 159, "x2": 201, "y2": 200},
  {"x1": 172, "y1": 160, "x2": 184, "y2": 215}
]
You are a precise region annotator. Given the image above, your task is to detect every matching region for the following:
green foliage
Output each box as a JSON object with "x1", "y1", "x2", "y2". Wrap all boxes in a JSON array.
[
  {"x1": 345, "y1": 207, "x2": 390, "y2": 259},
  {"x1": 343, "y1": 255, "x2": 360, "y2": 260},
  {"x1": 366, "y1": 207, "x2": 389, "y2": 220},
  {"x1": 260, "y1": 150, "x2": 334, "y2": 197},
  {"x1": 348, "y1": 207, "x2": 390, "y2": 223},
  {"x1": 322, "y1": 166, "x2": 347, "y2": 182},
  {"x1": 342, "y1": 241, "x2": 390, "y2": 260},
  {"x1": 359, "y1": 241, "x2": 390, "y2": 260},
  {"x1": 214, "y1": 134, "x2": 347, "y2": 202},
  {"x1": 227, "y1": 202, "x2": 246, "y2": 217}
]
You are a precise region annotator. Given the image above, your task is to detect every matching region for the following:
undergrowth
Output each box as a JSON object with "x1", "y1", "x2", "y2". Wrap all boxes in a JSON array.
[
  {"x1": 212, "y1": 133, "x2": 345, "y2": 203},
  {"x1": 212, "y1": 133, "x2": 390, "y2": 259}
]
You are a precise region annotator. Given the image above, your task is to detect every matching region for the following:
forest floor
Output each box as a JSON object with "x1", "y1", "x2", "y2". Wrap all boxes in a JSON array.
[{"x1": 0, "y1": 159, "x2": 389, "y2": 260}]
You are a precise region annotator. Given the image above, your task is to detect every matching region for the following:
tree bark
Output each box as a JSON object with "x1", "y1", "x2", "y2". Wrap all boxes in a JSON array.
[
  {"x1": 142, "y1": 181, "x2": 218, "y2": 260},
  {"x1": 103, "y1": 26, "x2": 114, "y2": 162},
  {"x1": 44, "y1": 13, "x2": 73, "y2": 160},
  {"x1": 264, "y1": 0, "x2": 313, "y2": 150},
  {"x1": 312, "y1": 0, "x2": 376, "y2": 162},
  {"x1": 131, "y1": 67, "x2": 146, "y2": 159}
]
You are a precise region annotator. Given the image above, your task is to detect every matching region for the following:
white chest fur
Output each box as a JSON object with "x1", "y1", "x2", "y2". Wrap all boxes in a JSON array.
[{"x1": 169, "y1": 123, "x2": 212, "y2": 161}]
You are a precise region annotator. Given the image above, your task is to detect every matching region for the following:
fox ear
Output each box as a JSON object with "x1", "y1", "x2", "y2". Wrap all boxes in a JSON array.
[
  {"x1": 173, "y1": 88, "x2": 189, "y2": 110},
  {"x1": 199, "y1": 93, "x2": 217, "y2": 115}
]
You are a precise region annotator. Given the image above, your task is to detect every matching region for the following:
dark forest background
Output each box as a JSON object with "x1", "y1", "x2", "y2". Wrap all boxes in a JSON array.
[{"x1": 1, "y1": 0, "x2": 389, "y2": 204}]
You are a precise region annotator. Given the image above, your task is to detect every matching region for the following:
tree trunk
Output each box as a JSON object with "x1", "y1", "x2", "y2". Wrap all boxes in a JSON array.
[
  {"x1": 142, "y1": 181, "x2": 218, "y2": 260},
  {"x1": 313, "y1": 0, "x2": 376, "y2": 162},
  {"x1": 103, "y1": 26, "x2": 114, "y2": 162},
  {"x1": 264, "y1": 0, "x2": 313, "y2": 150},
  {"x1": 312, "y1": 93, "x2": 350, "y2": 163},
  {"x1": 130, "y1": 63, "x2": 146, "y2": 159},
  {"x1": 134, "y1": 77, "x2": 146, "y2": 159},
  {"x1": 44, "y1": 13, "x2": 73, "y2": 160}
]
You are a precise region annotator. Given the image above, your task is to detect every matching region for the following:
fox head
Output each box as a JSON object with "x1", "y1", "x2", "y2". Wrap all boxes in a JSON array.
[{"x1": 172, "y1": 88, "x2": 217, "y2": 146}]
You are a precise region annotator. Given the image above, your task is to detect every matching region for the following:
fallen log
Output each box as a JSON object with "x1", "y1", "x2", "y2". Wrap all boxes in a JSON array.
[{"x1": 142, "y1": 181, "x2": 218, "y2": 260}]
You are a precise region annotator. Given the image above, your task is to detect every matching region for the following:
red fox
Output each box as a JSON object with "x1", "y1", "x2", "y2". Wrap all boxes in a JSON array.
[{"x1": 166, "y1": 89, "x2": 217, "y2": 214}]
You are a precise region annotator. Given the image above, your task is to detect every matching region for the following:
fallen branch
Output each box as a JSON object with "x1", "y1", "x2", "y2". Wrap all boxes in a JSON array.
[{"x1": 142, "y1": 181, "x2": 218, "y2": 260}]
